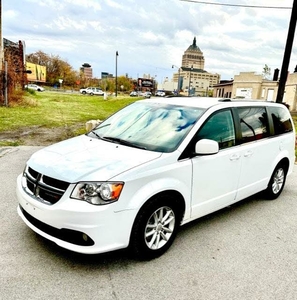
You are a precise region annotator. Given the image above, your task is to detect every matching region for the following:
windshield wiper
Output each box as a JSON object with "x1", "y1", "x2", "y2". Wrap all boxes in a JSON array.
[
  {"x1": 102, "y1": 136, "x2": 147, "y2": 150},
  {"x1": 88, "y1": 130, "x2": 102, "y2": 139}
]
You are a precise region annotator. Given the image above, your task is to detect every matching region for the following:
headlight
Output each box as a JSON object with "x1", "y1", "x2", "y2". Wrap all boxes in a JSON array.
[{"x1": 71, "y1": 182, "x2": 124, "y2": 205}]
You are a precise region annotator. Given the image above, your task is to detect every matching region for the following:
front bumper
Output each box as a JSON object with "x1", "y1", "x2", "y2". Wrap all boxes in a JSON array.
[{"x1": 16, "y1": 174, "x2": 136, "y2": 254}]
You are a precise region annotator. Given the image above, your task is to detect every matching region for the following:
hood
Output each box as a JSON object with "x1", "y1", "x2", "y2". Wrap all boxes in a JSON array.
[{"x1": 27, "y1": 135, "x2": 161, "y2": 182}]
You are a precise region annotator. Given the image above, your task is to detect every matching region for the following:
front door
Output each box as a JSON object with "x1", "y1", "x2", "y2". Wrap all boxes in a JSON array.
[{"x1": 190, "y1": 109, "x2": 242, "y2": 218}]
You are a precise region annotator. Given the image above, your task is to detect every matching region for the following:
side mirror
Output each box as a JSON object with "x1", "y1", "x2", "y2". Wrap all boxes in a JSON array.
[{"x1": 195, "y1": 139, "x2": 219, "y2": 155}]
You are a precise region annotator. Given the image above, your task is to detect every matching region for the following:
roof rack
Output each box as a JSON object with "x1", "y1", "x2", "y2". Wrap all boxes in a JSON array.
[{"x1": 218, "y1": 98, "x2": 232, "y2": 102}]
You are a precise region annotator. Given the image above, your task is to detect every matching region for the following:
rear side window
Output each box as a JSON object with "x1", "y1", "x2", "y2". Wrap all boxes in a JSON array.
[
  {"x1": 269, "y1": 106, "x2": 293, "y2": 135},
  {"x1": 197, "y1": 110, "x2": 235, "y2": 150},
  {"x1": 238, "y1": 107, "x2": 269, "y2": 143}
]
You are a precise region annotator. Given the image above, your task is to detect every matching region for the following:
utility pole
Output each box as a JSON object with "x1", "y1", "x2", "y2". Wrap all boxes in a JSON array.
[
  {"x1": 276, "y1": 0, "x2": 297, "y2": 103},
  {"x1": 115, "y1": 51, "x2": 118, "y2": 97},
  {"x1": 0, "y1": 0, "x2": 3, "y2": 69}
]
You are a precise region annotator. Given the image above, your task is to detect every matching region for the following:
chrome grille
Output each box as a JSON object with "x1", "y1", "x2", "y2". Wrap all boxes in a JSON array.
[{"x1": 23, "y1": 166, "x2": 70, "y2": 205}]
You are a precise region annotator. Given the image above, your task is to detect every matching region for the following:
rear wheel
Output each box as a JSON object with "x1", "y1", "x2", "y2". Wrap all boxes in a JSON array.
[
  {"x1": 264, "y1": 163, "x2": 287, "y2": 200},
  {"x1": 130, "y1": 194, "x2": 182, "y2": 260}
]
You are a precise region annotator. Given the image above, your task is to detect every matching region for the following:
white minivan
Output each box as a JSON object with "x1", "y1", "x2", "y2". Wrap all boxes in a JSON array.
[{"x1": 16, "y1": 97, "x2": 296, "y2": 260}]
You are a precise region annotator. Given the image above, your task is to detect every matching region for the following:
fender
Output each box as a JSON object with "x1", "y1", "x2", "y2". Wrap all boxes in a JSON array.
[
  {"x1": 270, "y1": 150, "x2": 291, "y2": 175},
  {"x1": 270, "y1": 133, "x2": 295, "y2": 177},
  {"x1": 118, "y1": 176, "x2": 191, "y2": 221}
]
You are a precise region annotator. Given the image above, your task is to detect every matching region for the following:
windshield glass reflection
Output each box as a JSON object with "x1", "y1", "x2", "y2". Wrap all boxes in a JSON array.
[{"x1": 92, "y1": 102, "x2": 205, "y2": 152}]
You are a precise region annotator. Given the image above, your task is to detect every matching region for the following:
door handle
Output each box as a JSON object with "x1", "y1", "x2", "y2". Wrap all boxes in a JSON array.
[
  {"x1": 230, "y1": 154, "x2": 240, "y2": 161},
  {"x1": 244, "y1": 150, "x2": 253, "y2": 157}
]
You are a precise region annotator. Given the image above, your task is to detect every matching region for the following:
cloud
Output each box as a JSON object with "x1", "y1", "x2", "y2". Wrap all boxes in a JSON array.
[{"x1": 2, "y1": 0, "x2": 296, "y2": 80}]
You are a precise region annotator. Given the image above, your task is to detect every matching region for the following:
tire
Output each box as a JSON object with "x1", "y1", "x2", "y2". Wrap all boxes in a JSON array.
[
  {"x1": 82, "y1": 91, "x2": 86, "y2": 95},
  {"x1": 130, "y1": 194, "x2": 182, "y2": 260},
  {"x1": 90, "y1": 93, "x2": 94, "y2": 96},
  {"x1": 264, "y1": 163, "x2": 287, "y2": 200}
]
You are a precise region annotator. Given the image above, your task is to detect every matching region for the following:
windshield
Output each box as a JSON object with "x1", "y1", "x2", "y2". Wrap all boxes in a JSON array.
[{"x1": 90, "y1": 102, "x2": 205, "y2": 152}]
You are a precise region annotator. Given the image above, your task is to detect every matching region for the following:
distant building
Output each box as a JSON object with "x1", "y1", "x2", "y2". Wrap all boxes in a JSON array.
[
  {"x1": 213, "y1": 80, "x2": 233, "y2": 98},
  {"x1": 283, "y1": 72, "x2": 297, "y2": 111},
  {"x1": 101, "y1": 72, "x2": 113, "y2": 79},
  {"x1": 170, "y1": 37, "x2": 220, "y2": 95},
  {"x1": 213, "y1": 71, "x2": 297, "y2": 111},
  {"x1": 213, "y1": 72, "x2": 279, "y2": 101},
  {"x1": 80, "y1": 65, "x2": 93, "y2": 78},
  {"x1": 26, "y1": 62, "x2": 46, "y2": 83},
  {"x1": 181, "y1": 37, "x2": 205, "y2": 70},
  {"x1": 2, "y1": 38, "x2": 26, "y2": 87}
]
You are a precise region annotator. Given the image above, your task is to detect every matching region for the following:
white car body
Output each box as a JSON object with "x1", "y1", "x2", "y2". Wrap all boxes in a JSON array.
[
  {"x1": 16, "y1": 97, "x2": 296, "y2": 259},
  {"x1": 80, "y1": 87, "x2": 104, "y2": 95},
  {"x1": 26, "y1": 84, "x2": 45, "y2": 92},
  {"x1": 156, "y1": 91, "x2": 165, "y2": 97}
]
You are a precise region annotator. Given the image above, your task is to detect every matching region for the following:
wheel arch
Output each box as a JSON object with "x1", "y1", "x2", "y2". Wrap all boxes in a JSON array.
[
  {"x1": 278, "y1": 157, "x2": 290, "y2": 172},
  {"x1": 128, "y1": 189, "x2": 186, "y2": 258},
  {"x1": 141, "y1": 190, "x2": 185, "y2": 220},
  {"x1": 270, "y1": 151, "x2": 291, "y2": 178},
  {"x1": 130, "y1": 189, "x2": 186, "y2": 235},
  {"x1": 272, "y1": 156, "x2": 290, "y2": 176},
  {"x1": 264, "y1": 156, "x2": 290, "y2": 200}
]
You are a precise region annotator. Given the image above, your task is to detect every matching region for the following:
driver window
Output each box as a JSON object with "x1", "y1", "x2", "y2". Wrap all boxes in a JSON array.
[{"x1": 197, "y1": 110, "x2": 235, "y2": 150}]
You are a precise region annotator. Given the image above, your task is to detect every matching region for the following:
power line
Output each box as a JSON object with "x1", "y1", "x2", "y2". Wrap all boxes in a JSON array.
[{"x1": 180, "y1": 0, "x2": 292, "y2": 9}]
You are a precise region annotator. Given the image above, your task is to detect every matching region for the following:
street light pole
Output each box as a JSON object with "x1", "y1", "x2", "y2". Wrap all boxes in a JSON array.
[
  {"x1": 172, "y1": 65, "x2": 181, "y2": 95},
  {"x1": 115, "y1": 51, "x2": 118, "y2": 97},
  {"x1": 188, "y1": 65, "x2": 193, "y2": 96}
]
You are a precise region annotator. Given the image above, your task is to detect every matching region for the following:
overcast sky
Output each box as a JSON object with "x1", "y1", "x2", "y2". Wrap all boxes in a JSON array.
[{"x1": 2, "y1": 0, "x2": 296, "y2": 82}]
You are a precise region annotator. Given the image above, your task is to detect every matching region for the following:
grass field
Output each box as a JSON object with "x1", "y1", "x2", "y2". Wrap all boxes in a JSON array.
[
  {"x1": 0, "y1": 91, "x2": 137, "y2": 132},
  {"x1": 0, "y1": 91, "x2": 297, "y2": 158}
]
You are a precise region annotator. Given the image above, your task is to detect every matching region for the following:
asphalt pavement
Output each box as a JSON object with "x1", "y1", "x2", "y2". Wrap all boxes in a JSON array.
[{"x1": 1, "y1": 146, "x2": 297, "y2": 300}]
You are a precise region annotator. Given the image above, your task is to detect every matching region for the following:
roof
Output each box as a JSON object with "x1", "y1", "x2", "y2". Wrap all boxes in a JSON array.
[
  {"x1": 139, "y1": 97, "x2": 286, "y2": 110},
  {"x1": 186, "y1": 37, "x2": 202, "y2": 52},
  {"x1": 141, "y1": 97, "x2": 229, "y2": 108}
]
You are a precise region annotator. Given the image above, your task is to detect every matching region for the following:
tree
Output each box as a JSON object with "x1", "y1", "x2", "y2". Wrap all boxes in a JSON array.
[
  {"x1": 262, "y1": 64, "x2": 271, "y2": 79},
  {"x1": 26, "y1": 51, "x2": 79, "y2": 87},
  {"x1": 116, "y1": 75, "x2": 134, "y2": 93}
]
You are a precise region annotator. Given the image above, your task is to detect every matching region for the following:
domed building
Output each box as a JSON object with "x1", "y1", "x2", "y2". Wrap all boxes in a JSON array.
[
  {"x1": 172, "y1": 37, "x2": 220, "y2": 96},
  {"x1": 181, "y1": 37, "x2": 205, "y2": 70}
]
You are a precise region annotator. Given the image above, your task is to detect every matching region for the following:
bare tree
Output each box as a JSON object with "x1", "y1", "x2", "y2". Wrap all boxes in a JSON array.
[{"x1": 262, "y1": 64, "x2": 271, "y2": 79}]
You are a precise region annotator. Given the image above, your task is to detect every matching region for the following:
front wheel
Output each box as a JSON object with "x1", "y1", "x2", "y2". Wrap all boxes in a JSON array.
[
  {"x1": 264, "y1": 163, "x2": 287, "y2": 200},
  {"x1": 130, "y1": 194, "x2": 182, "y2": 260}
]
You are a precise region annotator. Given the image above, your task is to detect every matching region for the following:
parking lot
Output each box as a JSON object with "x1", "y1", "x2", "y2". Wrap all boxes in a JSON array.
[{"x1": 1, "y1": 146, "x2": 297, "y2": 300}]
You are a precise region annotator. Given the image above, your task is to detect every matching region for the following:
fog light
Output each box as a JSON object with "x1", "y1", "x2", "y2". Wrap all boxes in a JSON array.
[{"x1": 82, "y1": 233, "x2": 88, "y2": 242}]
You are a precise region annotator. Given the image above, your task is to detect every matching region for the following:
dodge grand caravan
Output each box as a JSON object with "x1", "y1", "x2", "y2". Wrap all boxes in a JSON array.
[{"x1": 16, "y1": 98, "x2": 296, "y2": 260}]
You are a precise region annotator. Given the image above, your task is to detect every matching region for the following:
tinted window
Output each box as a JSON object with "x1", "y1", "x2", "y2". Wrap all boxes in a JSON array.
[
  {"x1": 270, "y1": 106, "x2": 293, "y2": 135},
  {"x1": 197, "y1": 110, "x2": 235, "y2": 150},
  {"x1": 238, "y1": 107, "x2": 268, "y2": 143}
]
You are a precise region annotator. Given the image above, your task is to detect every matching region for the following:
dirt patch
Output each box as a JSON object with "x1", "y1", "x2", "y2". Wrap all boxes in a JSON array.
[{"x1": 0, "y1": 123, "x2": 86, "y2": 146}]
